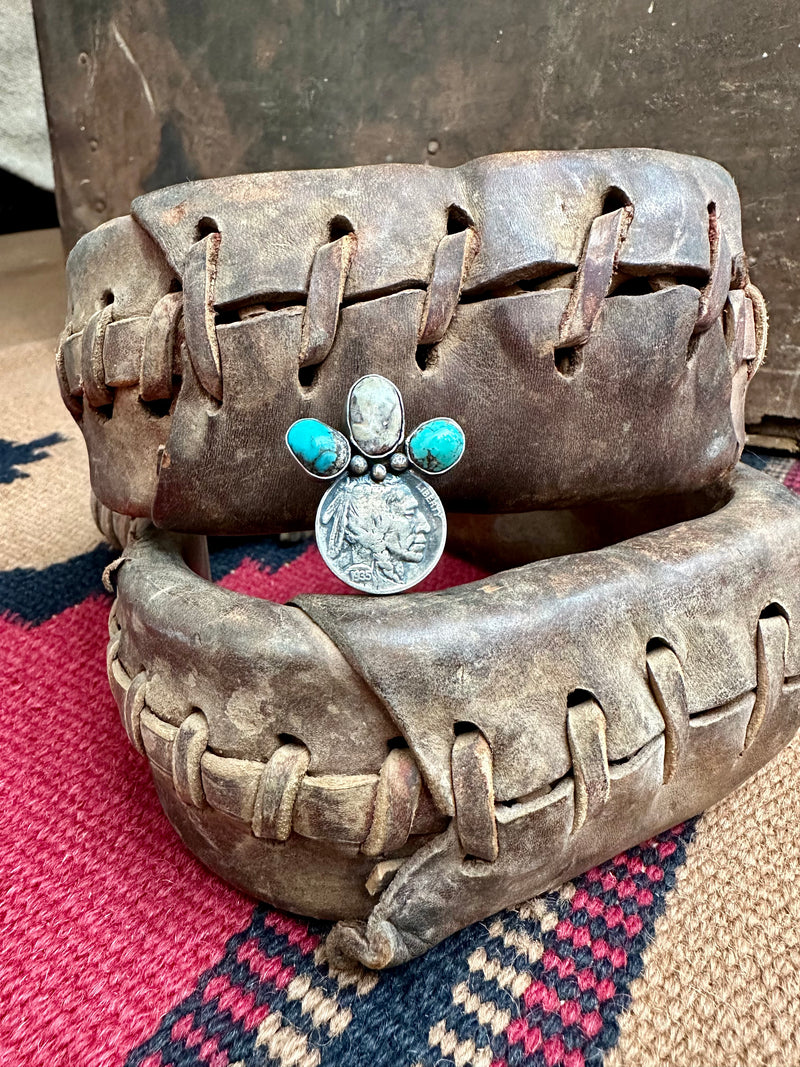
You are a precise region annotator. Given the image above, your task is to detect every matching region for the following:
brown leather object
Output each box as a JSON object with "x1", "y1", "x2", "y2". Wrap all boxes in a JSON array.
[
  {"x1": 105, "y1": 466, "x2": 800, "y2": 966},
  {"x1": 58, "y1": 149, "x2": 765, "y2": 534}
]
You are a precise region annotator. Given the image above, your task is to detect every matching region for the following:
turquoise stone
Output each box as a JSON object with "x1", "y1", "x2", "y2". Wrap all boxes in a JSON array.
[
  {"x1": 407, "y1": 418, "x2": 465, "y2": 474},
  {"x1": 286, "y1": 418, "x2": 350, "y2": 478}
]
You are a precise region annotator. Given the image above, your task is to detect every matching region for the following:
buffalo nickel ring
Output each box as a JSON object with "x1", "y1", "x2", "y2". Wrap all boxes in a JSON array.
[{"x1": 286, "y1": 374, "x2": 464, "y2": 593}]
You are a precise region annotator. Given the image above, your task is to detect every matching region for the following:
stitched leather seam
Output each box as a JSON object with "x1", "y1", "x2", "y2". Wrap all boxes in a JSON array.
[
  {"x1": 106, "y1": 603, "x2": 792, "y2": 857},
  {"x1": 60, "y1": 202, "x2": 762, "y2": 415}
]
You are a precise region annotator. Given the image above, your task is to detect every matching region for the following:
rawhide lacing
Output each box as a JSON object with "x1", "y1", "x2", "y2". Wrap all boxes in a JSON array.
[
  {"x1": 56, "y1": 191, "x2": 765, "y2": 418},
  {"x1": 105, "y1": 592, "x2": 792, "y2": 861}
]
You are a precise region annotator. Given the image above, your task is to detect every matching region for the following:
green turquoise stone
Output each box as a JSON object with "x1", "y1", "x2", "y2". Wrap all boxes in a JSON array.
[
  {"x1": 286, "y1": 418, "x2": 349, "y2": 477},
  {"x1": 407, "y1": 418, "x2": 465, "y2": 474}
]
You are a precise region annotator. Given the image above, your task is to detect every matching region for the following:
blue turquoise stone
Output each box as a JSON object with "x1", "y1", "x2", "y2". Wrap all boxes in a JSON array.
[
  {"x1": 286, "y1": 418, "x2": 349, "y2": 477},
  {"x1": 407, "y1": 418, "x2": 465, "y2": 474}
]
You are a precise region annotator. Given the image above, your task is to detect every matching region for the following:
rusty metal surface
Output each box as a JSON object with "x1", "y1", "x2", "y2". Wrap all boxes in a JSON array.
[{"x1": 32, "y1": 0, "x2": 799, "y2": 427}]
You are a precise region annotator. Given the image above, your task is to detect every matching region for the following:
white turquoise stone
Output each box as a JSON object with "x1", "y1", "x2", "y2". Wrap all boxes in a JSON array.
[
  {"x1": 286, "y1": 418, "x2": 350, "y2": 478},
  {"x1": 347, "y1": 375, "x2": 404, "y2": 456},
  {"x1": 407, "y1": 418, "x2": 465, "y2": 474}
]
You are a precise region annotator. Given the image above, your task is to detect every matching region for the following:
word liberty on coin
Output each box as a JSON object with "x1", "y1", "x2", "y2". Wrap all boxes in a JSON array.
[{"x1": 285, "y1": 375, "x2": 465, "y2": 594}]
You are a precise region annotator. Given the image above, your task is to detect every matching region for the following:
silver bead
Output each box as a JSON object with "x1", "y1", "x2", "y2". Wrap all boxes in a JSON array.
[
  {"x1": 349, "y1": 455, "x2": 368, "y2": 476},
  {"x1": 370, "y1": 463, "x2": 387, "y2": 482},
  {"x1": 389, "y1": 452, "x2": 409, "y2": 472}
]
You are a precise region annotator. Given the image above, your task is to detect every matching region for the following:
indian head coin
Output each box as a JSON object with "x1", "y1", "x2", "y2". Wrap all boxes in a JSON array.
[
  {"x1": 286, "y1": 375, "x2": 465, "y2": 594},
  {"x1": 316, "y1": 469, "x2": 446, "y2": 594}
]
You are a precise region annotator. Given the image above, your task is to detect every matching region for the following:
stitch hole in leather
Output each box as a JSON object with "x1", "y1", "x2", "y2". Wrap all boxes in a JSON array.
[
  {"x1": 140, "y1": 396, "x2": 174, "y2": 419},
  {"x1": 277, "y1": 731, "x2": 305, "y2": 748},
  {"x1": 446, "y1": 203, "x2": 473, "y2": 234},
  {"x1": 646, "y1": 636, "x2": 672, "y2": 654},
  {"x1": 415, "y1": 342, "x2": 436, "y2": 373},
  {"x1": 298, "y1": 361, "x2": 318, "y2": 388},
  {"x1": 99, "y1": 288, "x2": 114, "y2": 309},
  {"x1": 386, "y1": 736, "x2": 409, "y2": 751},
  {"x1": 194, "y1": 216, "x2": 219, "y2": 241},
  {"x1": 91, "y1": 399, "x2": 115, "y2": 422},
  {"x1": 602, "y1": 185, "x2": 631, "y2": 215},
  {"x1": 567, "y1": 687, "x2": 595, "y2": 707},
  {"x1": 554, "y1": 344, "x2": 583, "y2": 378},
  {"x1": 328, "y1": 214, "x2": 355, "y2": 241},
  {"x1": 760, "y1": 601, "x2": 790, "y2": 623},
  {"x1": 453, "y1": 720, "x2": 477, "y2": 735}
]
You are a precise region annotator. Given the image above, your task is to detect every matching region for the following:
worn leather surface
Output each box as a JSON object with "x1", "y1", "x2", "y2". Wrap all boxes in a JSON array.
[
  {"x1": 58, "y1": 149, "x2": 762, "y2": 533},
  {"x1": 445, "y1": 479, "x2": 733, "y2": 570},
  {"x1": 106, "y1": 466, "x2": 800, "y2": 964}
]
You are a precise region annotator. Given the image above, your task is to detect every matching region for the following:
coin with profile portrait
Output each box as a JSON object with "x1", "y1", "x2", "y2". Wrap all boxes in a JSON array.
[
  {"x1": 315, "y1": 469, "x2": 446, "y2": 594},
  {"x1": 286, "y1": 375, "x2": 465, "y2": 594}
]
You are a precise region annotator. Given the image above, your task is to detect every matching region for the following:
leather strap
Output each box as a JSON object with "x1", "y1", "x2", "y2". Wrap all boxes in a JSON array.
[
  {"x1": 105, "y1": 466, "x2": 800, "y2": 963},
  {"x1": 58, "y1": 149, "x2": 764, "y2": 532}
]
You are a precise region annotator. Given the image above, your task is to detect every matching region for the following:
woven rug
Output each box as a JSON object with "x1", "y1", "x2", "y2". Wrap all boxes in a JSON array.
[{"x1": 2, "y1": 320, "x2": 799, "y2": 1067}]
